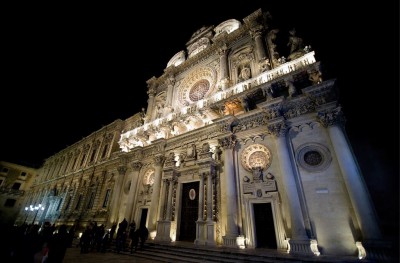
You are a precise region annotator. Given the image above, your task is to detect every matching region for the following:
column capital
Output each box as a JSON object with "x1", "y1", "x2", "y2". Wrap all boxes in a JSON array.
[
  {"x1": 130, "y1": 161, "x2": 142, "y2": 171},
  {"x1": 317, "y1": 106, "x2": 346, "y2": 127},
  {"x1": 117, "y1": 165, "x2": 127, "y2": 175},
  {"x1": 218, "y1": 44, "x2": 229, "y2": 56},
  {"x1": 153, "y1": 155, "x2": 166, "y2": 166},
  {"x1": 218, "y1": 134, "x2": 237, "y2": 150},
  {"x1": 147, "y1": 86, "x2": 156, "y2": 96},
  {"x1": 249, "y1": 25, "x2": 264, "y2": 39},
  {"x1": 164, "y1": 74, "x2": 175, "y2": 88},
  {"x1": 267, "y1": 120, "x2": 287, "y2": 137}
]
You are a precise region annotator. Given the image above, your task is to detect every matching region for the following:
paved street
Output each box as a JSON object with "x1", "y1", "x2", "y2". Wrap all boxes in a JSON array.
[{"x1": 63, "y1": 247, "x2": 164, "y2": 263}]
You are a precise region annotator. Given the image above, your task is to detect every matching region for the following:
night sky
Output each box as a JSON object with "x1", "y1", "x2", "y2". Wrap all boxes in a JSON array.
[{"x1": 1, "y1": 1, "x2": 398, "y2": 238}]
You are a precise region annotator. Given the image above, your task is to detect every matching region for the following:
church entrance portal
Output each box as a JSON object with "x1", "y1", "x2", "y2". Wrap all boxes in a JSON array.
[
  {"x1": 179, "y1": 181, "x2": 199, "y2": 241},
  {"x1": 253, "y1": 203, "x2": 277, "y2": 249}
]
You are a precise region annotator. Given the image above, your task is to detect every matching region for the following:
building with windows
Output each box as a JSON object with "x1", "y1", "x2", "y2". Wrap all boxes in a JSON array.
[
  {"x1": 0, "y1": 161, "x2": 37, "y2": 225},
  {"x1": 15, "y1": 8, "x2": 388, "y2": 260}
]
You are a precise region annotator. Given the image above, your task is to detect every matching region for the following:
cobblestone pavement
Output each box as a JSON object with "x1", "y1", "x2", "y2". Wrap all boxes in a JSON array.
[{"x1": 63, "y1": 247, "x2": 163, "y2": 263}]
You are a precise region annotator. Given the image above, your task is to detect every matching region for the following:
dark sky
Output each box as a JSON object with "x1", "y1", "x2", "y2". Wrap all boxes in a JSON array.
[
  {"x1": 1, "y1": 1, "x2": 398, "y2": 233},
  {"x1": 1, "y1": 1, "x2": 396, "y2": 165}
]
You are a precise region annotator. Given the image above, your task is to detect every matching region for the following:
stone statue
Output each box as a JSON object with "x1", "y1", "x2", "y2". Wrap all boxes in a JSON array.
[
  {"x1": 287, "y1": 28, "x2": 303, "y2": 54},
  {"x1": 140, "y1": 108, "x2": 146, "y2": 124},
  {"x1": 240, "y1": 96, "x2": 250, "y2": 112},
  {"x1": 308, "y1": 70, "x2": 323, "y2": 85}
]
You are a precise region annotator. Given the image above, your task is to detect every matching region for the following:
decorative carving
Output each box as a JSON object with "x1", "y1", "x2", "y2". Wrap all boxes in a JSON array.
[
  {"x1": 218, "y1": 44, "x2": 229, "y2": 56},
  {"x1": 165, "y1": 74, "x2": 176, "y2": 87},
  {"x1": 283, "y1": 98, "x2": 315, "y2": 119},
  {"x1": 117, "y1": 166, "x2": 127, "y2": 175},
  {"x1": 241, "y1": 144, "x2": 272, "y2": 172},
  {"x1": 105, "y1": 133, "x2": 114, "y2": 142},
  {"x1": 131, "y1": 162, "x2": 142, "y2": 171},
  {"x1": 143, "y1": 169, "x2": 155, "y2": 185},
  {"x1": 267, "y1": 121, "x2": 287, "y2": 137},
  {"x1": 308, "y1": 69, "x2": 323, "y2": 85},
  {"x1": 185, "y1": 143, "x2": 197, "y2": 161},
  {"x1": 317, "y1": 106, "x2": 345, "y2": 127},
  {"x1": 164, "y1": 152, "x2": 176, "y2": 168},
  {"x1": 232, "y1": 112, "x2": 269, "y2": 133},
  {"x1": 178, "y1": 67, "x2": 217, "y2": 106},
  {"x1": 153, "y1": 155, "x2": 165, "y2": 166},
  {"x1": 286, "y1": 79, "x2": 297, "y2": 98},
  {"x1": 218, "y1": 135, "x2": 237, "y2": 150}
]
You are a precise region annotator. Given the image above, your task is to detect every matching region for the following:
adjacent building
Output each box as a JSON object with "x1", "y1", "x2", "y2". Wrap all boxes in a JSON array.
[
  {"x1": 0, "y1": 161, "x2": 37, "y2": 225},
  {"x1": 14, "y1": 8, "x2": 387, "y2": 259}
]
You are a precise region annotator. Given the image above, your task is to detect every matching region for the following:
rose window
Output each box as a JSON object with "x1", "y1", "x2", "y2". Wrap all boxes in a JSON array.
[{"x1": 189, "y1": 79, "x2": 210, "y2": 101}]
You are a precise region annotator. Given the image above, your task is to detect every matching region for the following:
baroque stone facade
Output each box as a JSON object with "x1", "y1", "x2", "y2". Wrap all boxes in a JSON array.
[{"x1": 15, "y1": 8, "x2": 386, "y2": 260}]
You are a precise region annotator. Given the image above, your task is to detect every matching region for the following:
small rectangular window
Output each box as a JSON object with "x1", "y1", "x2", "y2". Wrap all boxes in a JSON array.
[
  {"x1": 20, "y1": 172, "x2": 27, "y2": 176},
  {"x1": 5, "y1": 199, "x2": 16, "y2": 207},
  {"x1": 2, "y1": 167, "x2": 9, "y2": 173},
  {"x1": 56, "y1": 198, "x2": 63, "y2": 211},
  {"x1": 75, "y1": 194, "x2": 83, "y2": 210},
  {"x1": 87, "y1": 192, "x2": 95, "y2": 209},
  {"x1": 101, "y1": 145, "x2": 109, "y2": 158},
  {"x1": 90, "y1": 149, "x2": 97, "y2": 162},
  {"x1": 65, "y1": 196, "x2": 71, "y2": 210},
  {"x1": 12, "y1": 183, "x2": 21, "y2": 190},
  {"x1": 80, "y1": 154, "x2": 86, "y2": 167},
  {"x1": 102, "y1": 189, "x2": 111, "y2": 208}
]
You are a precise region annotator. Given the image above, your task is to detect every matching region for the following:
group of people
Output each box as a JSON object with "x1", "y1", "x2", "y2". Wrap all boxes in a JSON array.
[{"x1": 115, "y1": 218, "x2": 149, "y2": 254}]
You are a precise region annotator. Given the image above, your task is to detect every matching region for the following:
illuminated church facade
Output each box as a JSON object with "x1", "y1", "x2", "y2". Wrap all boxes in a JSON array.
[{"x1": 16, "y1": 8, "x2": 384, "y2": 258}]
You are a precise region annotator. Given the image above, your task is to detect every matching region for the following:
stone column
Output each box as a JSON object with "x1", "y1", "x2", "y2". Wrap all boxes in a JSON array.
[
  {"x1": 145, "y1": 78, "x2": 157, "y2": 122},
  {"x1": 219, "y1": 135, "x2": 239, "y2": 246},
  {"x1": 197, "y1": 173, "x2": 205, "y2": 221},
  {"x1": 109, "y1": 165, "x2": 127, "y2": 224},
  {"x1": 124, "y1": 162, "x2": 142, "y2": 222},
  {"x1": 206, "y1": 172, "x2": 213, "y2": 221},
  {"x1": 319, "y1": 108, "x2": 381, "y2": 240},
  {"x1": 218, "y1": 44, "x2": 229, "y2": 90},
  {"x1": 158, "y1": 179, "x2": 168, "y2": 221},
  {"x1": 166, "y1": 178, "x2": 174, "y2": 221},
  {"x1": 148, "y1": 155, "x2": 165, "y2": 235},
  {"x1": 250, "y1": 26, "x2": 267, "y2": 62},
  {"x1": 268, "y1": 120, "x2": 317, "y2": 255}
]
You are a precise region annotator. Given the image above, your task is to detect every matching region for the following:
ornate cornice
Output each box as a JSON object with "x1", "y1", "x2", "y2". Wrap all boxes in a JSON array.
[{"x1": 232, "y1": 111, "x2": 268, "y2": 133}]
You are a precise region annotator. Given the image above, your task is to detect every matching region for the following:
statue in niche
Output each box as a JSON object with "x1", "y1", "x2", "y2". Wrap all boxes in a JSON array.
[
  {"x1": 266, "y1": 29, "x2": 280, "y2": 67},
  {"x1": 140, "y1": 108, "x2": 146, "y2": 124},
  {"x1": 288, "y1": 28, "x2": 304, "y2": 54},
  {"x1": 238, "y1": 65, "x2": 251, "y2": 82},
  {"x1": 287, "y1": 28, "x2": 306, "y2": 60},
  {"x1": 201, "y1": 142, "x2": 210, "y2": 153},
  {"x1": 240, "y1": 96, "x2": 250, "y2": 112},
  {"x1": 308, "y1": 69, "x2": 323, "y2": 85},
  {"x1": 262, "y1": 86, "x2": 274, "y2": 100},
  {"x1": 286, "y1": 80, "x2": 296, "y2": 98},
  {"x1": 186, "y1": 143, "x2": 197, "y2": 159},
  {"x1": 214, "y1": 145, "x2": 222, "y2": 161}
]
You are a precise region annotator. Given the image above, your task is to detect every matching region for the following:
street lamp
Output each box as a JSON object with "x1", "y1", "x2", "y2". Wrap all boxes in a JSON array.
[{"x1": 25, "y1": 204, "x2": 45, "y2": 225}]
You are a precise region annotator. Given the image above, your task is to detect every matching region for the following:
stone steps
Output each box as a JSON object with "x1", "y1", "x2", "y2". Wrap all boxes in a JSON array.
[{"x1": 113, "y1": 241, "x2": 371, "y2": 263}]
